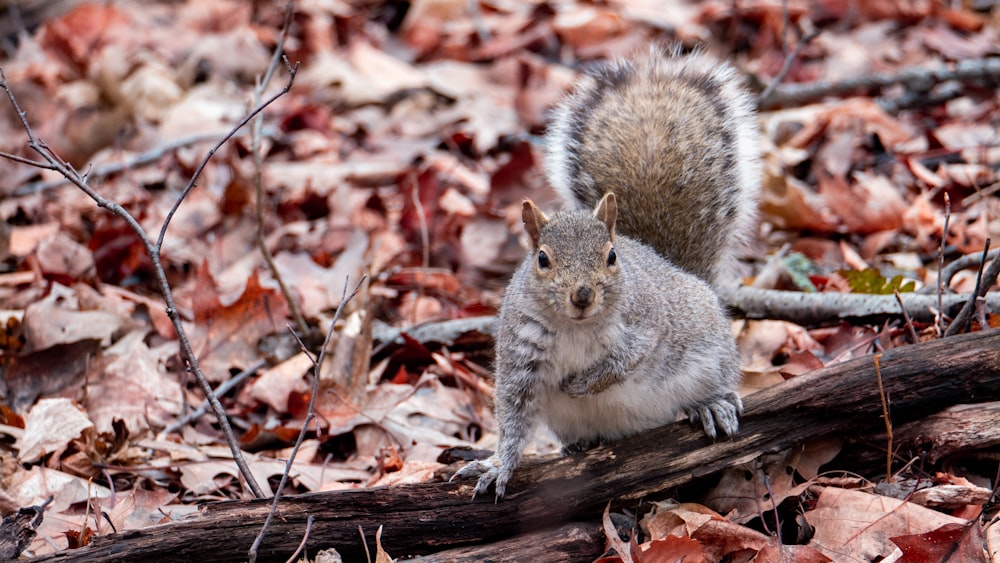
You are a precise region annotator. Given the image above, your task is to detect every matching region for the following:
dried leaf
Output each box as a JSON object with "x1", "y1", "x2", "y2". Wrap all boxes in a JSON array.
[{"x1": 18, "y1": 398, "x2": 94, "y2": 464}]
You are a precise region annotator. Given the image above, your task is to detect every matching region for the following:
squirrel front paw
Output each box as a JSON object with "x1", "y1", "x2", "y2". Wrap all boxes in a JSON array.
[
  {"x1": 559, "y1": 371, "x2": 593, "y2": 397},
  {"x1": 559, "y1": 367, "x2": 620, "y2": 397},
  {"x1": 449, "y1": 455, "x2": 512, "y2": 501},
  {"x1": 684, "y1": 392, "x2": 743, "y2": 439}
]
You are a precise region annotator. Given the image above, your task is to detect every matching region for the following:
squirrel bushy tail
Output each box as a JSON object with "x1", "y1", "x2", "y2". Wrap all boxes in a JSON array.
[{"x1": 544, "y1": 44, "x2": 760, "y2": 287}]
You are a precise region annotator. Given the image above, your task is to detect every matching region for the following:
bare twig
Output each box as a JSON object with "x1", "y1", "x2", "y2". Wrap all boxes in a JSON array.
[
  {"x1": 873, "y1": 353, "x2": 892, "y2": 481},
  {"x1": 10, "y1": 131, "x2": 249, "y2": 196},
  {"x1": 284, "y1": 515, "x2": 315, "y2": 563},
  {"x1": 155, "y1": 58, "x2": 299, "y2": 250},
  {"x1": 921, "y1": 247, "x2": 1000, "y2": 294},
  {"x1": 760, "y1": 57, "x2": 1000, "y2": 110},
  {"x1": 161, "y1": 358, "x2": 268, "y2": 435},
  {"x1": 248, "y1": 276, "x2": 367, "y2": 563},
  {"x1": 759, "y1": 29, "x2": 820, "y2": 104},
  {"x1": 0, "y1": 66, "x2": 275, "y2": 498},
  {"x1": 254, "y1": 4, "x2": 310, "y2": 339},
  {"x1": 359, "y1": 525, "x2": 372, "y2": 563},
  {"x1": 937, "y1": 194, "x2": 951, "y2": 336},
  {"x1": 0, "y1": 149, "x2": 52, "y2": 168},
  {"x1": 946, "y1": 239, "x2": 1000, "y2": 337},
  {"x1": 780, "y1": 0, "x2": 789, "y2": 56},
  {"x1": 893, "y1": 289, "x2": 919, "y2": 344}
]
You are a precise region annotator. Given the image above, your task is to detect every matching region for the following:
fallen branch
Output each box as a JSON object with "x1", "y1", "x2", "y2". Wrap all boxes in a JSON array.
[
  {"x1": 760, "y1": 57, "x2": 1000, "y2": 110},
  {"x1": 27, "y1": 328, "x2": 1000, "y2": 562},
  {"x1": 725, "y1": 285, "x2": 1000, "y2": 325},
  {"x1": 406, "y1": 521, "x2": 605, "y2": 563},
  {"x1": 9, "y1": 131, "x2": 253, "y2": 196},
  {"x1": 832, "y1": 400, "x2": 1000, "y2": 480}
]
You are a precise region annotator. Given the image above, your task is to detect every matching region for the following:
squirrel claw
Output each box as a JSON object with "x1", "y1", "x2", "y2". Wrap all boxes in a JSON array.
[
  {"x1": 451, "y1": 456, "x2": 508, "y2": 500},
  {"x1": 559, "y1": 376, "x2": 590, "y2": 397},
  {"x1": 685, "y1": 392, "x2": 742, "y2": 439}
]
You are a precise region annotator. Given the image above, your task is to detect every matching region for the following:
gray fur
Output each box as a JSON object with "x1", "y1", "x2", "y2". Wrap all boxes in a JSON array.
[{"x1": 452, "y1": 47, "x2": 758, "y2": 500}]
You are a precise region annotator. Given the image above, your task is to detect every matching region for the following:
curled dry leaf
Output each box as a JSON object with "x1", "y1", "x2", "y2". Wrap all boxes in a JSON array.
[
  {"x1": 34, "y1": 231, "x2": 96, "y2": 281},
  {"x1": 705, "y1": 437, "x2": 843, "y2": 524},
  {"x1": 805, "y1": 487, "x2": 966, "y2": 561},
  {"x1": 18, "y1": 398, "x2": 94, "y2": 464},
  {"x1": 85, "y1": 330, "x2": 181, "y2": 433},
  {"x1": 22, "y1": 284, "x2": 126, "y2": 352},
  {"x1": 187, "y1": 266, "x2": 290, "y2": 381}
]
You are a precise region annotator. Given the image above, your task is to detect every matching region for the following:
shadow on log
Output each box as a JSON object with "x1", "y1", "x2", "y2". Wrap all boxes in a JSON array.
[{"x1": 28, "y1": 329, "x2": 1000, "y2": 562}]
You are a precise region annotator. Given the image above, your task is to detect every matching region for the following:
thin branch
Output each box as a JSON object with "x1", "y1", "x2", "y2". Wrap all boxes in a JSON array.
[
  {"x1": 248, "y1": 276, "x2": 367, "y2": 563},
  {"x1": 0, "y1": 66, "x2": 266, "y2": 499},
  {"x1": 873, "y1": 353, "x2": 892, "y2": 481},
  {"x1": 155, "y1": 58, "x2": 299, "y2": 251},
  {"x1": 10, "y1": 131, "x2": 245, "y2": 196},
  {"x1": 760, "y1": 57, "x2": 1000, "y2": 110},
  {"x1": 920, "y1": 247, "x2": 1000, "y2": 294},
  {"x1": 284, "y1": 514, "x2": 315, "y2": 563},
  {"x1": 759, "y1": 29, "x2": 820, "y2": 104},
  {"x1": 946, "y1": 239, "x2": 992, "y2": 336},
  {"x1": 0, "y1": 149, "x2": 53, "y2": 168},
  {"x1": 946, "y1": 242, "x2": 1000, "y2": 337},
  {"x1": 937, "y1": 194, "x2": 951, "y2": 336},
  {"x1": 253, "y1": 4, "x2": 310, "y2": 339},
  {"x1": 893, "y1": 289, "x2": 919, "y2": 344},
  {"x1": 162, "y1": 358, "x2": 268, "y2": 435}
]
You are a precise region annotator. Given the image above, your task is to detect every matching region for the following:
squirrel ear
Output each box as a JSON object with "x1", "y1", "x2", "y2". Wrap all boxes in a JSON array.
[
  {"x1": 594, "y1": 192, "x2": 617, "y2": 240},
  {"x1": 522, "y1": 199, "x2": 548, "y2": 249}
]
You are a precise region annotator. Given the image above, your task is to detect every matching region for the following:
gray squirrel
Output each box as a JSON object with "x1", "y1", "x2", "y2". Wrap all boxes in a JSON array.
[{"x1": 452, "y1": 45, "x2": 760, "y2": 499}]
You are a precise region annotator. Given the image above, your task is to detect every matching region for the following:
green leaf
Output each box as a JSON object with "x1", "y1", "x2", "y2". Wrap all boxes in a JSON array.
[{"x1": 838, "y1": 268, "x2": 916, "y2": 295}]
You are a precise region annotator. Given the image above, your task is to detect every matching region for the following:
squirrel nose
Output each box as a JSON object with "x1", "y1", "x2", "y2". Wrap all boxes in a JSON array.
[{"x1": 571, "y1": 286, "x2": 595, "y2": 310}]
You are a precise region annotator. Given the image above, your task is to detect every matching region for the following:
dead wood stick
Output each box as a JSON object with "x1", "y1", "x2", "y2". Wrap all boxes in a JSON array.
[
  {"x1": 760, "y1": 57, "x2": 1000, "y2": 110},
  {"x1": 837, "y1": 401, "x2": 1000, "y2": 473},
  {"x1": 26, "y1": 328, "x2": 1000, "y2": 562},
  {"x1": 725, "y1": 285, "x2": 1000, "y2": 325},
  {"x1": 406, "y1": 521, "x2": 605, "y2": 563}
]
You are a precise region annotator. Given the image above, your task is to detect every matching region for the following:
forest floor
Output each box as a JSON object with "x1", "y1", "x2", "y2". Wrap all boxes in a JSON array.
[{"x1": 0, "y1": 0, "x2": 999, "y2": 561}]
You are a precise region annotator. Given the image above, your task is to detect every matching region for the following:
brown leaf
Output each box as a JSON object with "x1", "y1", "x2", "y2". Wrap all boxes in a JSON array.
[
  {"x1": 553, "y1": 7, "x2": 627, "y2": 48},
  {"x1": 22, "y1": 285, "x2": 126, "y2": 353},
  {"x1": 85, "y1": 330, "x2": 181, "y2": 432},
  {"x1": 18, "y1": 398, "x2": 94, "y2": 464},
  {"x1": 188, "y1": 265, "x2": 289, "y2": 381},
  {"x1": 38, "y1": 4, "x2": 132, "y2": 73},
  {"x1": 818, "y1": 172, "x2": 907, "y2": 234},
  {"x1": 891, "y1": 522, "x2": 985, "y2": 563},
  {"x1": 806, "y1": 487, "x2": 966, "y2": 560}
]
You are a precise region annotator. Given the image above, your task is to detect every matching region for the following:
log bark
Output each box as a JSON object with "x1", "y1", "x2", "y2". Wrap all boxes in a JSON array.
[
  {"x1": 406, "y1": 521, "x2": 605, "y2": 563},
  {"x1": 833, "y1": 400, "x2": 1000, "y2": 474},
  {"x1": 28, "y1": 328, "x2": 1000, "y2": 563}
]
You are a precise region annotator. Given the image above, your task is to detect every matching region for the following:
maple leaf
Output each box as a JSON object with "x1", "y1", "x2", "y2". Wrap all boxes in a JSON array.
[{"x1": 187, "y1": 264, "x2": 290, "y2": 382}]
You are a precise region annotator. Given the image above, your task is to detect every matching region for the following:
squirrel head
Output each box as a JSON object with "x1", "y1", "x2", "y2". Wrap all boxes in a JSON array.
[{"x1": 519, "y1": 193, "x2": 620, "y2": 320}]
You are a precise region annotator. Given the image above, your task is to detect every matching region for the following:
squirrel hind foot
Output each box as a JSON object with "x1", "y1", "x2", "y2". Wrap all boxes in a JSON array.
[
  {"x1": 561, "y1": 439, "x2": 600, "y2": 455},
  {"x1": 685, "y1": 392, "x2": 742, "y2": 439}
]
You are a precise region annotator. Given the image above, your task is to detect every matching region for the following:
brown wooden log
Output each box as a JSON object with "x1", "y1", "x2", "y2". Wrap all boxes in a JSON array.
[
  {"x1": 28, "y1": 328, "x2": 1000, "y2": 562},
  {"x1": 833, "y1": 400, "x2": 1000, "y2": 473},
  {"x1": 406, "y1": 521, "x2": 605, "y2": 562}
]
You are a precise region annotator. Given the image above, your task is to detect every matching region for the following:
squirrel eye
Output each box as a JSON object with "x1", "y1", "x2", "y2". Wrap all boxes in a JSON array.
[
  {"x1": 538, "y1": 250, "x2": 550, "y2": 269},
  {"x1": 607, "y1": 247, "x2": 617, "y2": 267}
]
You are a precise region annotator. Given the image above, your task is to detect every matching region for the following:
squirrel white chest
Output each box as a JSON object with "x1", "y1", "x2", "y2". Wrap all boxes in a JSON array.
[{"x1": 538, "y1": 320, "x2": 622, "y2": 385}]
